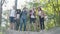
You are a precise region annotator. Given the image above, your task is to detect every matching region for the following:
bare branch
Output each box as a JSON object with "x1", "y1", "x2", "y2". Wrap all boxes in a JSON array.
[{"x1": 2, "y1": 0, "x2": 5, "y2": 6}]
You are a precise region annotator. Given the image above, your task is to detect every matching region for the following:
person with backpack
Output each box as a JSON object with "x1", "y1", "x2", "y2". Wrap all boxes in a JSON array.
[
  {"x1": 29, "y1": 8, "x2": 36, "y2": 31},
  {"x1": 38, "y1": 7, "x2": 45, "y2": 31},
  {"x1": 20, "y1": 7, "x2": 27, "y2": 31},
  {"x1": 15, "y1": 9, "x2": 21, "y2": 31}
]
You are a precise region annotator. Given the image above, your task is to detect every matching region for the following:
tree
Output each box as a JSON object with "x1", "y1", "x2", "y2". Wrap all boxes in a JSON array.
[
  {"x1": 0, "y1": 0, "x2": 6, "y2": 27},
  {"x1": 15, "y1": 0, "x2": 18, "y2": 10},
  {"x1": 27, "y1": 0, "x2": 60, "y2": 30}
]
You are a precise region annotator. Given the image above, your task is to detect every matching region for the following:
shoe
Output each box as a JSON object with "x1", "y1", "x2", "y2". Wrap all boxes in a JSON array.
[{"x1": 40, "y1": 30, "x2": 43, "y2": 32}]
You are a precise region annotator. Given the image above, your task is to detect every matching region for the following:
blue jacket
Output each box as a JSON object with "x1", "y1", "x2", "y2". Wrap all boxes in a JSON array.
[{"x1": 20, "y1": 10, "x2": 27, "y2": 19}]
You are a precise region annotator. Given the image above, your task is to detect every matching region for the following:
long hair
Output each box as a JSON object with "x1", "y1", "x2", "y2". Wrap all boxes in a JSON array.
[{"x1": 38, "y1": 7, "x2": 42, "y2": 11}]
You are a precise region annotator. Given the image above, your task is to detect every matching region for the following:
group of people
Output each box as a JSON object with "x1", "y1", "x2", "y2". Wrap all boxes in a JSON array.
[{"x1": 9, "y1": 6, "x2": 46, "y2": 31}]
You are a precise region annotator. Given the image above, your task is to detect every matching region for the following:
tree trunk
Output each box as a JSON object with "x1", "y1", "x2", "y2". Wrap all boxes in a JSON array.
[
  {"x1": 0, "y1": 0, "x2": 2, "y2": 27},
  {"x1": 15, "y1": 0, "x2": 18, "y2": 10}
]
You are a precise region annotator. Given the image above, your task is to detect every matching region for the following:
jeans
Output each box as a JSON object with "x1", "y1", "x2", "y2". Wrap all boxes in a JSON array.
[
  {"x1": 39, "y1": 16, "x2": 45, "y2": 30},
  {"x1": 20, "y1": 18, "x2": 26, "y2": 31}
]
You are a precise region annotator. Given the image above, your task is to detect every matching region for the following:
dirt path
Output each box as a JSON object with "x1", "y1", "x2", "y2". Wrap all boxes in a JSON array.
[{"x1": 5, "y1": 27, "x2": 60, "y2": 34}]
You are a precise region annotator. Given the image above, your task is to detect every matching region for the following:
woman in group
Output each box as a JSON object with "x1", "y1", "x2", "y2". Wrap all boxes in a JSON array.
[
  {"x1": 29, "y1": 8, "x2": 36, "y2": 31},
  {"x1": 20, "y1": 7, "x2": 27, "y2": 31},
  {"x1": 38, "y1": 7, "x2": 45, "y2": 31},
  {"x1": 15, "y1": 9, "x2": 21, "y2": 30}
]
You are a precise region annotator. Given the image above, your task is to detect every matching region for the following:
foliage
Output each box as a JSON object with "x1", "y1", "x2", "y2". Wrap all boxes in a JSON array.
[
  {"x1": 0, "y1": 32, "x2": 2, "y2": 34},
  {"x1": 27, "y1": 0, "x2": 60, "y2": 30},
  {"x1": 1, "y1": 0, "x2": 60, "y2": 32}
]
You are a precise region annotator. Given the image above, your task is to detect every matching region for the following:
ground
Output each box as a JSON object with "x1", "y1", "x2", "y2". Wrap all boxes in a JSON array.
[{"x1": 5, "y1": 27, "x2": 60, "y2": 34}]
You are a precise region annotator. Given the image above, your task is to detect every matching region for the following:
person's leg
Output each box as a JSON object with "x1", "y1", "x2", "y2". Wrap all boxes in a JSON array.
[
  {"x1": 15, "y1": 19, "x2": 18, "y2": 30},
  {"x1": 9, "y1": 17, "x2": 13, "y2": 29},
  {"x1": 42, "y1": 18, "x2": 45, "y2": 30},
  {"x1": 16, "y1": 19, "x2": 20, "y2": 30},
  {"x1": 17, "y1": 19, "x2": 20, "y2": 30},
  {"x1": 33, "y1": 23, "x2": 36, "y2": 31},
  {"x1": 12, "y1": 17, "x2": 16, "y2": 30},
  {"x1": 23, "y1": 19, "x2": 26, "y2": 31},
  {"x1": 12, "y1": 23, "x2": 15, "y2": 30},
  {"x1": 30, "y1": 18, "x2": 33, "y2": 31},
  {"x1": 10, "y1": 23, "x2": 13, "y2": 29},
  {"x1": 33, "y1": 18, "x2": 36, "y2": 31},
  {"x1": 39, "y1": 17, "x2": 42, "y2": 30},
  {"x1": 14, "y1": 19, "x2": 16, "y2": 30},
  {"x1": 40, "y1": 22, "x2": 42, "y2": 30},
  {"x1": 20, "y1": 18, "x2": 23, "y2": 31},
  {"x1": 30, "y1": 23, "x2": 32, "y2": 31}
]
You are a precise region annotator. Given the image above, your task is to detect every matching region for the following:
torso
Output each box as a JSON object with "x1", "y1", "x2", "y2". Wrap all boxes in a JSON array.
[
  {"x1": 38, "y1": 11, "x2": 44, "y2": 18},
  {"x1": 30, "y1": 10, "x2": 35, "y2": 18},
  {"x1": 10, "y1": 10, "x2": 16, "y2": 17},
  {"x1": 16, "y1": 11, "x2": 20, "y2": 19}
]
